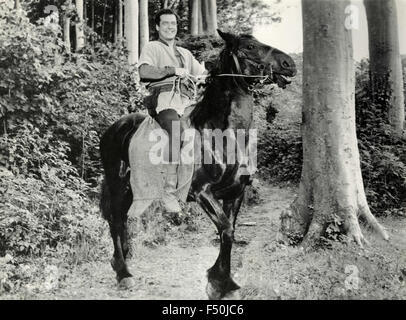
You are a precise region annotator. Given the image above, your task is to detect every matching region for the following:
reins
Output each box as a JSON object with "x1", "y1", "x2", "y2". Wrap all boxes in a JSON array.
[{"x1": 167, "y1": 51, "x2": 272, "y2": 103}]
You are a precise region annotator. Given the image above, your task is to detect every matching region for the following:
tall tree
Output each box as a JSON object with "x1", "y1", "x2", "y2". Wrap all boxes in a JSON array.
[
  {"x1": 200, "y1": 0, "x2": 209, "y2": 34},
  {"x1": 118, "y1": 0, "x2": 123, "y2": 39},
  {"x1": 75, "y1": 0, "x2": 85, "y2": 51},
  {"x1": 139, "y1": 0, "x2": 149, "y2": 52},
  {"x1": 198, "y1": 0, "x2": 203, "y2": 35},
  {"x1": 364, "y1": 0, "x2": 405, "y2": 137},
  {"x1": 282, "y1": 0, "x2": 388, "y2": 247},
  {"x1": 190, "y1": 0, "x2": 199, "y2": 36},
  {"x1": 207, "y1": 0, "x2": 217, "y2": 35},
  {"x1": 124, "y1": 0, "x2": 139, "y2": 64}
]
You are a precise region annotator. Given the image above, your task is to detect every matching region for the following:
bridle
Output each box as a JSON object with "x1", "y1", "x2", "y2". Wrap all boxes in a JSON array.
[{"x1": 215, "y1": 51, "x2": 274, "y2": 87}]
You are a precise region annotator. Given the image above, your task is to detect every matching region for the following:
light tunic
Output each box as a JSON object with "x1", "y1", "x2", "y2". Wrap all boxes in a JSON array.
[{"x1": 138, "y1": 40, "x2": 206, "y2": 115}]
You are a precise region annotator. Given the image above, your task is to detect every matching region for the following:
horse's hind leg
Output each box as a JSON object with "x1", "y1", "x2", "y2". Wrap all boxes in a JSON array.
[{"x1": 106, "y1": 173, "x2": 135, "y2": 289}]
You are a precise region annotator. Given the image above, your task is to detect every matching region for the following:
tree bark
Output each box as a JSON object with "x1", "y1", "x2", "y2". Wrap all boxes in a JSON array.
[
  {"x1": 281, "y1": 0, "x2": 389, "y2": 248},
  {"x1": 190, "y1": 0, "x2": 199, "y2": 36},
  {"x1": 207, "y1": 0, "x2": 217, "y2": 36},
  {"x1": 75, "y1": 0, "x2": 85, "y2": 51},
  {"x1": 124, "y1": 0, "x2": 139, "y2": 64},
  {"x1": 118, "y1": 0, "x2": 123, "y2": 39},
  {"x1": 364, "y1": 0, "x2": 405, "y2": 137},
  {"x1": 139, "y1": 0, "x2": 149, "y2": 53},
  {"x1": 63, "y1": 14, "x2": 71, "y2": 53},
  {"x1": 200, "y1": 0, "x2": 209, "y2": 34},
  {"x1": 197, "y1": 0, "x2": 203, "y2": 35}
]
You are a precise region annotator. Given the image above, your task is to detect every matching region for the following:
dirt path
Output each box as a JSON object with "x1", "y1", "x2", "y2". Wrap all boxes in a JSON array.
[{"x1": 21, "y1": 183, "x2": 294, "y2": 300}]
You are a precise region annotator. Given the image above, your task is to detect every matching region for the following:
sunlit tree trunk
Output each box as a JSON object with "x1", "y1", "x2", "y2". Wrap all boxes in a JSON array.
[
  {"x1": 281, "y1": 0, "x2": 388, "y2": 247},
  {"x1": 139, "y1": 0, "x2": 149, "y2": 53},
  {"x1": 14, "y1": 0, "x2": 20, "y2": 9},
  {"x1": 364, "y1": 0, "x2": 405, "y2": 137},
  {"x1": 75, "y1": 0, "x2": 85, "y2": 51},
  {"x1": 63, "y1": 14, "x2": 71, "y2": 53},
  {"x1": 125, "y1": 0, "x2": 139, "y2": 64}
]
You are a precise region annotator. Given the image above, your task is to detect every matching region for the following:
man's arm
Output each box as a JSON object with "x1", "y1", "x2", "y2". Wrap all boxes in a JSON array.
[{"x1": 138, "y1": 64, "x2": 176, "y2": 82}]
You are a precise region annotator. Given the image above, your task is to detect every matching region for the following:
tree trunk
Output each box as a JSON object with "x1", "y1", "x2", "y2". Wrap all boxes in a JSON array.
[
  {"x1": 118, "y1": 0, "x2": 123, "y2": 39},
  {"x1": 190, "y1": 0, "x2": 199, "y2": 36},
  {"x1": 139, "y1": 0, "x2": 149, "y2": 53},
  {"x1": 207, "y1": 0, "x2": 217, "y2": 36},
  {"x1": 197, "y1": 0, "x2": 203, "y2": 35},
  {"x1": 125, "y1": 0, "x2": 139, "y2": 64},
  {"x1": 63, "y1": 14, "x2": 71, "y2": 53},
  {"x1": 113, "y1": 0, "x2": 117, "y2": 43},
  {"x1": 201, "y1": 0, "x2": 209, "y2": 34},
  {"x1": 14, "y1": 0, "x2": 20, "y2": 9},
  {"x1": 281, "y1": 0, "x2": 388, "y2": 248},
  {"x1": 364, "y1": 0, "x2": 405, "y2": 138},
  {"x1": 75, "y1": 0, "x2": 85, "y2": 51}
]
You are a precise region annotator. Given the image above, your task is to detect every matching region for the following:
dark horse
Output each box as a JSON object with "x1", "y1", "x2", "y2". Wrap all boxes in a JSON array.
[{"x1": 99, "y1": 30, "x2": 296, "y2": 299}]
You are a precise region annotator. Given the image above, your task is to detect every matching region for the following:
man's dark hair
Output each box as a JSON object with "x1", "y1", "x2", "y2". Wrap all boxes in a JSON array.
[{"x1": 154, "y1": 8, "x2": 179, "y2": 27}]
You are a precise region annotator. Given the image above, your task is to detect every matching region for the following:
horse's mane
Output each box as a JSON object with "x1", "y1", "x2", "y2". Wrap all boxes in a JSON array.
[{"x1": 189, "y1": 40, "x2": 250, "y2": 130}]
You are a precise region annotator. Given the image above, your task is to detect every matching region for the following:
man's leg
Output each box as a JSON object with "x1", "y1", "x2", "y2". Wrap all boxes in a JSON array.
[{"x1": 155, "y1": 109, "x2": 183, "y2": 213}]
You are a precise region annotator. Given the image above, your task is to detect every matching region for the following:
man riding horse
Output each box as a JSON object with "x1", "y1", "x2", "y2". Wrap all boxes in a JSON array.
[
  {"x1": 138, "y1": 9, "x2": 207, "y2": 215},
  {"x1": 100, "y1": 17, "x2": 296, "y2": 298}
]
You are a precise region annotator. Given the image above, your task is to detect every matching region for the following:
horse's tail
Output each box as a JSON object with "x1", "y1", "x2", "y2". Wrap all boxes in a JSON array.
[
  {"x1": 100, "y1": 177, "x2": 112, "y2": 222},
  {"x1": 99, "y1": 113, "x2": 146, "y2": 223}
]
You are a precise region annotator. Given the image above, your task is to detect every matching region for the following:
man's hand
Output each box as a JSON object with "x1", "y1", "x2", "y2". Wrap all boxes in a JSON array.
[{"x1": 174, "y1": 68, "x2": 188, "y2": 78}]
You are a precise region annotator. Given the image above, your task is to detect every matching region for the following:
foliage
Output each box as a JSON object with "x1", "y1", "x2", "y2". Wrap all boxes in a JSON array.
[
  {"x1": 0, "y1": 4, "x2": 143, "y2": 182},
  {"x1": 217, "y1": 0, "x2": 281, "y2": 34},
  {"x1": 0, "y1": 4, "x2": 141, "y2": 260},
  {"x1": 355, "y1": 59, "x2": 406, "y2": 215}
]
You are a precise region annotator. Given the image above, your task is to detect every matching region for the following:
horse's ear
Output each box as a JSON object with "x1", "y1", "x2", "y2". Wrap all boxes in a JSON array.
[{"x1": 217, "y1": 29, "x2": 236, "y2": 46}]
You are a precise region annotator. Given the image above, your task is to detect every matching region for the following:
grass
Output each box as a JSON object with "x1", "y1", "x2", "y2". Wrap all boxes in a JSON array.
[{"x1": 238, "y1": 216, "x2": 406, "y2": 300}]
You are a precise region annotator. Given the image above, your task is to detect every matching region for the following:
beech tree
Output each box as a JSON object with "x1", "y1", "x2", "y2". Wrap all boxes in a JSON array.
[
  {"x1": 281, "y1": 0, "x2": 389, "y2": 247},
  {"x1": 124, "y1": 0, "x2": 139, "y2": 64},
  {"x1": 75, "y1": 0, "x2": 85, "y2": 51},
  {"x1": 364, "y1": 0, "x2": 405, "y2": 137},
  {"x1": 139, "y1": 0, "x2": 149, "y2": 52},
  {"x1": 190, "y1": 0, "x2": 199, "y2": 36}
]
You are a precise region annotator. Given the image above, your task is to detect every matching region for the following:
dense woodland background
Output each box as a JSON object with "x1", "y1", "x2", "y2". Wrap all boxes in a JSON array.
[{"x1": 0, "y1": 0, "x2": 405, "y2": 298}]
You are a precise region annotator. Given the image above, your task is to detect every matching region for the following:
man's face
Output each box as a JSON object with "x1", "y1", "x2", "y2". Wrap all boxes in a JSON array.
[{"x1": 156, "y1": 14, "x2": 177, "y2": 41}]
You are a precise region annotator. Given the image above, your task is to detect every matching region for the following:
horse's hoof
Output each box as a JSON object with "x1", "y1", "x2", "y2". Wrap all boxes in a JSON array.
[
  {"x1": 206, "y1": 278, "x2": 241, "y2": 300},
  {"x1": 118, "y1": 277, "x2": 135, "y2": 290},
  {"x1": 222, "y1": 289, "x2": 241, "y2": 300},
  {"x1": 206, "y1": 282, "x2": 223, "y2": 300}
]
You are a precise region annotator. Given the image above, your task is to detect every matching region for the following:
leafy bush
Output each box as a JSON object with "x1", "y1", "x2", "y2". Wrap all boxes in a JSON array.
[
  {"x1": 0, "y1": 4, "x2": 144, "y2": 183},
  {"x1": 0, "y1": 5, "x2": 140, "y2": 260},
  {"x1": 355, "y1": 59, "x2": 406, "y2": 214}
]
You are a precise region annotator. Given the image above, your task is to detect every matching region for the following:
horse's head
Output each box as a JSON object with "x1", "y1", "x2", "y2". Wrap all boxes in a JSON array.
[{"x1": 216, "y1": 30, "x2": 297, "y2": 89}]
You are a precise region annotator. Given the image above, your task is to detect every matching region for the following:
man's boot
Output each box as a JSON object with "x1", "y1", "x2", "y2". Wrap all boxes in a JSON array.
[{"x1": 162, "y1": 163, "x2": 182, "y2": 214}]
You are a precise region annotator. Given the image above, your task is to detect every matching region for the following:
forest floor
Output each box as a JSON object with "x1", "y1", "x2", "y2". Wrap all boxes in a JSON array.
[{"x1": 1, "y1": 182, "x2": 406, "y2": 300}]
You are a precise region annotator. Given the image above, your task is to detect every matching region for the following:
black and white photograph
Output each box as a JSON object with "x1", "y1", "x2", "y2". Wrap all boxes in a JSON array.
[{"x1": 0, "y1": 0, "x2": 405, "y2": 303}]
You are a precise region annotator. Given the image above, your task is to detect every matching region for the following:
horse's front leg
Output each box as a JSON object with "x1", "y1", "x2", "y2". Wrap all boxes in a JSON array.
[{"x1": 196, "y1": 186, "x2": 240, "y2": 300}]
